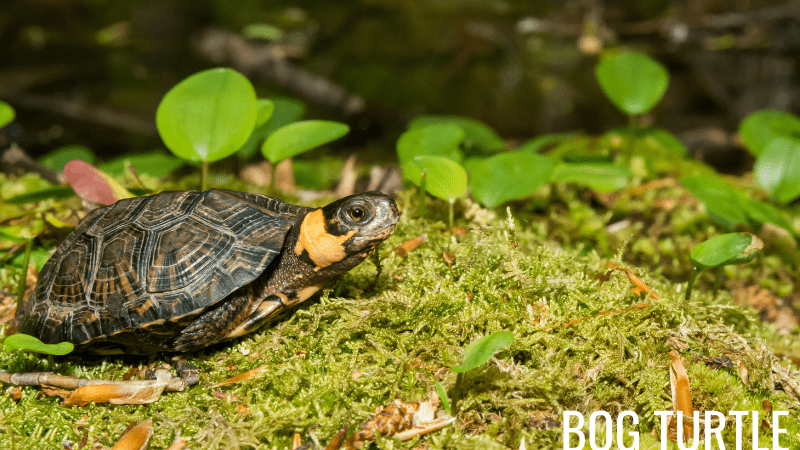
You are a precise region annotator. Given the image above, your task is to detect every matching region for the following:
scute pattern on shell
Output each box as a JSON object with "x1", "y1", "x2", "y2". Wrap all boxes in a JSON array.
[{"x1": 16, "y1": 189, "x2": 306, "y2": 348}]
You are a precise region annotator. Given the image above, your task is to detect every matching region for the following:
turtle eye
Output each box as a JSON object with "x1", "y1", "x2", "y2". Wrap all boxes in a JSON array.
[{"x1": 347, "y1": 206, "x2": 367, "y2": 222}]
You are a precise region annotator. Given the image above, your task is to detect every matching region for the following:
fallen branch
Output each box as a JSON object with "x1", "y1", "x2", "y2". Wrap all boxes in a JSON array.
[
  {"x1": 0, "y1": 145, "x2": 64, "y2": 185},
  {"x1": 0, "y1": 369, "x2": 189, "y2": 392}
]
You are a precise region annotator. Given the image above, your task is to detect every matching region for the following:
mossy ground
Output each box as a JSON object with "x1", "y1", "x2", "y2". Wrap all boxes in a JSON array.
[{"x1": 1, "y1": 175, "x2": 799, "y2": 449}]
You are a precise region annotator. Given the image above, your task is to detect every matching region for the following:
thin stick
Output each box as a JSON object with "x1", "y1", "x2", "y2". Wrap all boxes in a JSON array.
[{"x1": 0, "y1": 370, "x2": 189, "y2": 392}]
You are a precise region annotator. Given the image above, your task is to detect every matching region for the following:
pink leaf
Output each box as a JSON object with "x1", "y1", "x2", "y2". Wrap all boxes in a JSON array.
[{"x1": 64, "y1": 160, "x2": 132, "y2": 205}]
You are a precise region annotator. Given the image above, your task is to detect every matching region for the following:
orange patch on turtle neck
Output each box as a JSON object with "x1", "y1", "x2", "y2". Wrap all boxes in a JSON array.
[{"x1": 294, "y1": 209, "x2": 357, "y2": 269}]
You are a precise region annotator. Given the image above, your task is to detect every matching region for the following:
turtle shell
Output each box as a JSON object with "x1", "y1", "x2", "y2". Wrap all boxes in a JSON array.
[{"x1": 16, "y1": 189, "x2": 310, "y2": 350}]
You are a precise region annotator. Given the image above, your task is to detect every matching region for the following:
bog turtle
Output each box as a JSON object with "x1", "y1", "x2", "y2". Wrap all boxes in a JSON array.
[{"x1": 15, "y1": 189, "x2": 399, "y2": 354}]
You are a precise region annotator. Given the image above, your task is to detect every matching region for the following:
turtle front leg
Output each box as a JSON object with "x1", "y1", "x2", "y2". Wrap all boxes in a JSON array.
[
  {"x1": 172, "y1": 287, "x2": 254, "y2": 352},
  {"x1": 226, "y1": 284, "x2": 323, "y2": 339}
]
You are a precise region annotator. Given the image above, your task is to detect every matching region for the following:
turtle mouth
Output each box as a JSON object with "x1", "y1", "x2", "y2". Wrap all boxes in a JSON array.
[{"x1": 352, "y1": 222, "x2": 396, "y2": 247}]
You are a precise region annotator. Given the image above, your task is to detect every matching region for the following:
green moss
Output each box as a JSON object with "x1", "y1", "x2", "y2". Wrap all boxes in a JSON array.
[{"x1": 0, "y1": 175, "x2": 798, "y2": 449}]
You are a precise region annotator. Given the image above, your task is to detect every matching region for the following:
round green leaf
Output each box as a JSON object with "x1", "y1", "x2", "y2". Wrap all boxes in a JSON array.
[
  {"x1": 469, "y1": 152, "x2": 555, "y2": 207},
  {"x1": 0, "y1": 101, "x2": 15, "y2": 128},
  {"x1": 261, "y1": 120, "x2": 349, "y2": 164},
  {"x1": 255, "y1": 99, "x2": 275, "y2": 127},
  {"x1": 739, "y1": 109, "x2": 800, "y2": 156},
  {"x1": 640, "y1": 127, "x2": 688, "y2": 156},
  {"x1": 237, "y1": 97, "x2": 298, "y2": 159},
  {"x1": 595, "y1": 51, "x2": 669, "y2": 115},
  {"x1": 518, "y1": 133, "x2": 578, "y2": 154},
  {"x1": 451, "y1": 331, "x2": 514, "y2": 373},
  {"x1": 3, "y1": 333, "x2": 74, "y2": 355},
  {"x1": 550, "y1": 163, "x2": 631, "y2": 192},
  {"x1": 404, "y1": 156, "x2": 467, "y2": 201},
  {"x1": 98, "y1": 150, "x2": 186, "y2": 178},
  {"x1": 741, "y1": 198, "x2": 793, "y2": 233},
  {"x1": 397, "y1": 123, "x2": 464, "y2": 167},
  {"x1": 680, "y1": 176, "x2": 749, "y2": 230},
  {"x1": 156, "y1": 68, "x2": 258, "y2": 162},
  {"x1": 690, "y1": 233, "x2": 764, "y2": 270},
  {"x1": 38, "y1": 145, "x2": 96, "y2": 172},
  {"x1": 408, "y1": 115, "x2": 504, "y2": 154},
  {"x1": 753, "y1": 137, "x2": 800, "y2": 204}
]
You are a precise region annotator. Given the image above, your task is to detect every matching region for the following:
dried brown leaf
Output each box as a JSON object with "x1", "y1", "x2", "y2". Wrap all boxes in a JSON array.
[
  {"x1": 738, "y1": 361, "x2": 750, "y2": 388},
  {"x1": 166, "y1": 438, "x2": 187, "y2": 450},
  {"x1": 210, "y1": 366, "x2": 268, "y2": 388},
  {"x1": 442, "y1": 252, "x2": 455, "y2": 269},
  {"x1": 60, "y1": 380, "x2": 168, "y2": 406},
  {"x1": 293, "y1": 433, "x2": 302, "y2": 450},
  {"x1": 240, "y1": 160, "x2": 272, "y2": 187},
  {"x1": 274, "y1": 158, "x2": 296, "y2": 194},
  {"x1": 668, "y1": 350, "x2": 694, "y2": 440},
  {"x1": 606, "y1": 262, "x2": 660, "y2": 299},
  {"x1": 110, "y1": 418, "x2": 153, "y2": 450},
  {"x1": 395, "y1": 234, "x2": 426, "y2": 257}
]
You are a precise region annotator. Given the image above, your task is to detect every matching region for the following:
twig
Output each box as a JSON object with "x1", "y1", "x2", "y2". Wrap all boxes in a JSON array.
[
  {"x1": 0, "y1": 145, "x2": 64, "y2": 185},
  {"x1": 3, "y1": 92, "x2": 156, "y2": 136},
  {"x1": 0, "y1": 370, "x2": 190, "y2": 392},
  {"x1": 193, "y1": 28, "x2": 368, "y2": 117},
  {"x1": 542, "y1": 303, "x2": 652, "y2": 332}
]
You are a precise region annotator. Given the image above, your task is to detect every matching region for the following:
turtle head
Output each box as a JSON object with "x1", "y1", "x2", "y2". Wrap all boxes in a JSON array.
[{"x1": 293, "y1": 192, "x2": 399, "y2": 271}]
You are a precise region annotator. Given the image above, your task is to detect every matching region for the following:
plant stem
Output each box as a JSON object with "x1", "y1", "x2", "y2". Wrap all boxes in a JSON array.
[
  {"x1": 685, "y1": 267, "x2": 702, "y2": 301},
  {"x1": 201, "y1": 160, "x2": 209, "y2": 191},
  {"x1": 16, "y1": 238, "x2": 32, "y2": 309},
  {"x1": 417, "y1": 171, "x2": 427, "y2": 218},
  {"x1": 448, "y1": 199, "x2": 455, "y2": 230},
  {"x1": 450, "y1": 372, "x2": 464, "y2": 415},
  {"x1": 625, "y1": 114, "x2": 639, "y2": 159}
]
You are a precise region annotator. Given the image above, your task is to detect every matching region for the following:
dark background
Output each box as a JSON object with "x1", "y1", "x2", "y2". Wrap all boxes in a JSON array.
[{"x1": 2, "y1": 0, "x2": 799, "y2": 173}]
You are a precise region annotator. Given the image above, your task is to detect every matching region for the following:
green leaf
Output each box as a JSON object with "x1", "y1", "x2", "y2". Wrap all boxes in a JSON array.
[
  {"x1": 550, "y1": 163, "x2": 631, "y2": 192},
  {"x1": 98, "y1": 150, "x2": 186, "y2": 178},
  {"x1": 690, "y1": 233, "x2": 764, "y2": 270},
  {"x1": 397, "y1": 123, "x2": 464, "y2": 167},
  {"x1": 595, "y1": 51, "x2": 669, "y2": 115},
  {"x1": 38, "y1": 145, "x2": 96, "y2": 172},
  {"x1": 680, "y1": 176, "x2": 749, "y2": 230},
  {"x1": 264, "y1": 98, "x2": 306, "y2": 132},
  {"x1": 435, "y1": 380, "x2": 452, "y2": 416},
  {"x1": 518, "y1": 133, "x2": 578, "y2": 154},
  {"x1": 156, "y1": 68, "x2": 258, "y2": 162},
  {"x1": 293, "y1": 157, "x2": 345, "y2": 190},
  {"x1": 3, "y1": 333, "x2": 74, "y2": 355},
  {"x1": 255, "y1": 99, "x2": 276, "y2": 128},
  {"x1": 753, "y1": 137, "x2": 800, "y2": 204},
  {"x1": 741, "y1": 198, "x2": 793, "y2": 233},
  {"x1": 404, "y1": 156, "x2": 468, "y2": 201},
  {"x1": 739, "y1": 109, "x2": 800, "y2": 156},
  {"x1": 0, "y1": 101, "x2": 15, "y2": 128},
  {"x1": 261, "y1": 120, "x2": 349, "y2": 164},
  {"x1": 452, "y1": 331, "x2": 514, "y2": 373},
  {"x1": 236, "y1": 98, "x2": 288, "y2": 159},
  {"x1": 5, "y1": 186, "x2": 75, "y2": 204},
  {"x1": 408, "y1": 115, "x2": 504, "y2": 155},
  {"x1": 469, "y1": 152, "x2": 555, "y2": 207},
  {"x1": 242, "y1": 23, "x2": 284, "y2": 41},
  {"x1": 639, "y1": 127, "x2": 688, "y2": 156}
]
